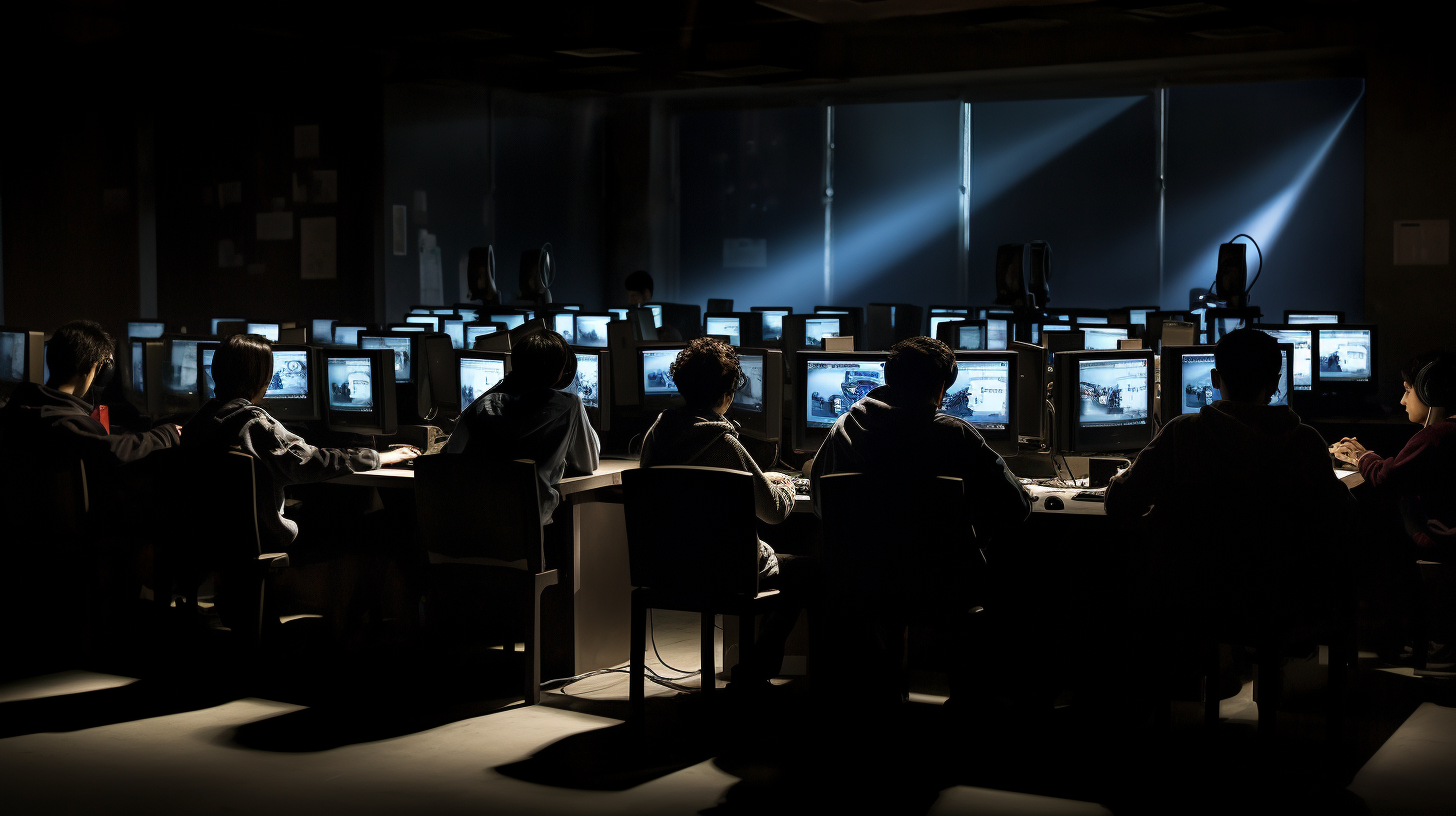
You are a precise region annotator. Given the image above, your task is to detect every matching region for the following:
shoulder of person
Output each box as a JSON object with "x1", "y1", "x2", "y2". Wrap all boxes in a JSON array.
[{"x1": 931, "y1": 412, "x2": 987, "y2": 443}]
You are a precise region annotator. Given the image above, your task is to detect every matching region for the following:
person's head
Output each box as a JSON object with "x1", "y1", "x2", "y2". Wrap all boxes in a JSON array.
[
  {"x1": 670, "y1": 337, "x2": 745, "y2": 413},
  {"x1": 1211, "y1": 328, "x2": 1282, "y2": 404},
  {"x1": 625, "y1": 270, "x2": 653, "y2": 306},
  {"x1": 885, "y1": 336, "x2": 956, "y2": 406},
  {"x1": 509, "y1": 330, "x2": 576, "y2": 390},
  {"x1": 47, "y1": 320, "x2": 114, "y2": 393},
  {"x1": 1400, "y1": 351, "x2": 1456, "y2": 425},
  {"x1": 212, "y1": 334, "x2": 274, "y2": 403}
]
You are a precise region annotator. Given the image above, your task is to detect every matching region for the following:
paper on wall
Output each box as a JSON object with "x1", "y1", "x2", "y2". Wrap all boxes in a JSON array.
[
  {"x1": 257, "y1": 212, "x2": 294, "y2": 241},
  {"x1": 301, "y1": 217, "x2": 337, "y2": 280}
]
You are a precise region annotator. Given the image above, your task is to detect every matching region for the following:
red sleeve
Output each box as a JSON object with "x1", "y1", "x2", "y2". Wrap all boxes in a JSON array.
[{"x1": 1358, "y1": 425, "x2": 1447, "y2": 495}]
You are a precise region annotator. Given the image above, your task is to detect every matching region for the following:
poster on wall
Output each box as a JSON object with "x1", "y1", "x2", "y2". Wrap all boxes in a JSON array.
[
  {"x1": 301, "y1": 217, "x2": 337, "y2": 280},
  {"x1": 257, "y1": 212, "x2": 294, "y2": 241}
]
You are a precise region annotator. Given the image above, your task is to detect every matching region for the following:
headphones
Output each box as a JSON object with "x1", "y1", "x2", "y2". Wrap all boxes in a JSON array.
[
  {"x1": 1414, "y1": 357, "x2": 1456, "y2": 411},
  {"x1": 92, "y1": 356, "x2": 116, "y2": 391}
]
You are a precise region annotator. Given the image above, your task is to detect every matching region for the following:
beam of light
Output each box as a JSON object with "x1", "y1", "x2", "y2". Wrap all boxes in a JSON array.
[
  {"x1": 1172, "y1": 88, "x2": 1364, "y2": 299},
  {"x1": 971, "y1": 96, "x2": 1145, "y2": 208},
  {"x1": 831, "y1": 173, "x2": 960, "y2": 296}
]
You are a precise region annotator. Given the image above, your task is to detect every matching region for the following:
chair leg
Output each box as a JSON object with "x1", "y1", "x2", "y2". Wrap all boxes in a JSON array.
[
  {"x1": 701, "y1": 613, "x2": 717, "y2": 696},
  {"x1": 1203, "y1": 639, "x2": 1221, "y2": 732},
  {"x1": 738, "y1": 613, "x2": 755, "y2": 685},
  {"x1": 1256, "y1": 645, "x2": 1281, "y2": 748},
  {"x1": 630, "y1": 593, "x2": 647, "y2": 721},
  {"x1": 525, "y1": 570, "x2": 557, "y2": 706}
]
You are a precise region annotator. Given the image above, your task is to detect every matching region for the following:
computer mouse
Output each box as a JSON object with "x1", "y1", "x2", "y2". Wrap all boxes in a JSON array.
[{"x1": 1043, "y1": 495, "x2": 1065, "y2": 511}]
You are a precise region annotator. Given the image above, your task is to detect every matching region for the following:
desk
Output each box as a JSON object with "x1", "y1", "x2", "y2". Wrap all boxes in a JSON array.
[{"x1": 327, "y1": 458, "x2": 641, "y2": 675}]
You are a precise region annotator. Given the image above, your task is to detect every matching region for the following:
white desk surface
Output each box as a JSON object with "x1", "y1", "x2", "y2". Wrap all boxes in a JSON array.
[{"x1": 327, "y1": 457, "x2": 639, "y2": 495}]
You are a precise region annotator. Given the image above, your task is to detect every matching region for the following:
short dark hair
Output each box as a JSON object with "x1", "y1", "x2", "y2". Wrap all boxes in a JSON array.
[
  {"x1": 212, "y1": 334, "x2": 274, "y2": 402},
  {"x1": 625, "y1": 270, "x2": 653, "y2": 294},
  {"x1": 1213, "y1": 328, "x2": 1282, "y2": 400},
  {"x1": 510, "y1": 330, "x2": 576, "y2": 390},
  {"x1": 670, "y1": 338, "x2": 745, "y2": 409},
  {"x1": 47, "y1": 320, "x2": 114, "y2": 385},
  {"x1": 885, "y1": 336, "x2": 956, "y2": 401},
  {"x1": 1403, "y1": 350, "x2": 1456, "y2": 408}
]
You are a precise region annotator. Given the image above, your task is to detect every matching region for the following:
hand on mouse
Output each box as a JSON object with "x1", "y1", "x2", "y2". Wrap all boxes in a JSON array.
[{"x1": 380, "y1": 446, "x2": 421, "y2": 466}]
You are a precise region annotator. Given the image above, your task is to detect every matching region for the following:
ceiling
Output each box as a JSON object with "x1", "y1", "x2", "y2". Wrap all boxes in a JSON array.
[{"x1": 1, "y1": 1, "x2": 1395, "y2": 98}]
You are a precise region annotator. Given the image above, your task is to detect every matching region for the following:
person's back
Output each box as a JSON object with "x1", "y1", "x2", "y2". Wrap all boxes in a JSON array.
[
  {"x1": 446, "y1": 330, "x2": 599, "y2": 524},
  {"x1": 809, "y1": 337, "x2": 1030, "y2": 543}
]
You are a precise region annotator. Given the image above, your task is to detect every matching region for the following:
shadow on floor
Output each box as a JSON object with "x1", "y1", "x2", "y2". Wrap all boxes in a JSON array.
[{"x1": 0, "y1": 678, "x2": 239, "y2": 739}]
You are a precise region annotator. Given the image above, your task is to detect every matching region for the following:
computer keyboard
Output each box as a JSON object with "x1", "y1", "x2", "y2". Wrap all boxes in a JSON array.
[
  {"x1": 1072, "y1": 490, "x2": 1105, "y2": 502},
  {"x1": 791, "y1": 477, "x2": 811, "y2": 497}
]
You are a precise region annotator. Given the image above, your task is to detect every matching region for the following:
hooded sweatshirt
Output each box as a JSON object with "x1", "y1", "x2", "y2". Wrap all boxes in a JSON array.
[
  {"x1": 182, "y1": 398, "x2": 380, "y2": 547},
  {"x1": 0, "y1": 381, "x2": 178, "y2": 473},
  {"x1": 640, "y1": 407, "x2": 795, "y2": 578},
  {"x1": 445, "y1": 375, "x2": 599, "y2": 525},
  {"x1": 1355, "y1": 418, "x2": 1456, "y2": 553},
  {"x1": 809, "y1": 385, "x2": 1031, "y2": 543}
]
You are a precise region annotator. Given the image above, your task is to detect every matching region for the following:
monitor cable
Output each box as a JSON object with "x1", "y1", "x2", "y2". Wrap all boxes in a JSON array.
[{"x1": 539, "y1": 610, "x2": 708, "y2": 694}]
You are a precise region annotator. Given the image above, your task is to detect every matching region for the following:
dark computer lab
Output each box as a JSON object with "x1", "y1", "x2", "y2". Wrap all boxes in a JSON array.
[{"x1": 3, "y1": 2, "x2": 1455, "y2": 814}]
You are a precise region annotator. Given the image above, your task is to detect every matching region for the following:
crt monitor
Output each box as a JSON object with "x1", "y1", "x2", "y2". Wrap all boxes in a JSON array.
[
  {"x1": 246, "y1": 323, "x2": 280, "y2": 342},
  {"x1": 704, "y1": 314, "x2": 743, "y2": 345},
  {"x1": 128, "y1": 338, "x2": 165, "y2": 416},
  {"x1": 638, "y1": 343, "x2": 688, "y2": 412},
  {"x1": 487, "y1": 312, "x2": 528, "y2": 330},
  {"x1": 208, "y1": 318, "x2": 243, "y2": 334},
  {"x1": 198, "y1": 342, "x2": 221, "y2": 399},
  {"x1": 1315, "y1": 325, "x2": 1377, "y2": 390},
  {"x1": 1285, "y1": 310, "x2": 1344, "y2": 324},
  {"x1": 985, "y1": 317, "x2": 1009, "y2": 350},
  {"x1": 128, "y1": 321, "x2": 166, "y2": 340},
  {"x1": 429, "y1": 308, "x2": 457, "y2": 315},
  {"x1": 572, "y1": 313, "x2": 613, "y2": 348},
  {"x1": 323, "y1": 349, "x2": 398, "y2": 435},
  {"x1": 1053, "y1": 349, "x2": 1155, "y2": 455},
  {"x1": 936, "y1": 319, "x2": 985, "y2": 350},
  {"x1": 405, "y1": 314, "x2": 443, "y2": 332},
  {"x1": 261, "y1": 345, "x2": 320, "y2": 421},
  {"x1": 751, "y1": 307, "x2": 791, "y2": 343},
  {"x1": 333, "y1": 325, "x2": 369, "y2": 346},
  {"x1": 1256, "y1": 325, "x2": 1316, "y2": 391},
  {"x1": 946, "y1": 351, "x2": 1018, "y2": 453},
  {"x1": 441, "y1": 317, "x2": 467, "y2": 349},
  {"x1": 1074, "y1": 316, "x2": 1109, "y2": 325},
  {"x1": 1009, "y1": 341, "x2": 1046, "y2": 443},
  {"x1": 452, "y1": 306, "x2": 480, "y2": 322},
  {"x1": 456, "y1": 350, "x2": 511, "y2": 412},
  {"x1": 929, "y1": 313, "x2": 970, "y2": 340},
  {"x1": 359, "y1": 331, "x2": 418, "y2": 384},
  {"x1": 0, "y1": 328, "x2": 45, "y2": 393},
  {"x1": 567, "y1": 348, "x2": 611, "y2": 433},
  {"x1": 1161, "y1": 344, "x2": 1294, "y2": 419},
  {"x1": 544, "y1": 312, "x2": 575, "y2": 343},
  {"x1": 729, "y1": 347, "x2": 782, "y2": 444},
  {"x1": 386, "y1": 323, "x2": 427, "y2": 332},
  {"x1": 409, "y1": 306, "x2": 435, "y2": 314},
  {"x1": 803, "y1": 315, "x2": 844, "y2": 348},
  {"x1": 1082, "y1": 327, "x2": 1129, "y2": 351},
  {"x1": 793, "y1": 351, "x2": 889, "y2": 454},
  {"x1": 312, "y1": 320, "x2": 337, "y2": 344},
  {"x1": 161, "y1": 334, "x2": 218, "y2": 414},
  {"x1": 638, "y1": 304, "x2": 664, "y2": 329},
  {"x1": 465, "y1": 321, "x2": 509, "y2": 349},
  {"x1": 608, "y1": 308, "x2": 629, "y2": 321}
]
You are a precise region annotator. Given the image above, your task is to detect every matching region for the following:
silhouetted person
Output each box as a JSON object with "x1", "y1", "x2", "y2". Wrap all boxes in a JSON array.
[
  {"x1": 447, "y1": 330, "x2": 599, "y2": 525},
  {"x1": 640, "y1": 337, "x2": 805, "y2": 684},
  {"x1": 625, "y1": 270, "x2": 653, "y2": 306}
]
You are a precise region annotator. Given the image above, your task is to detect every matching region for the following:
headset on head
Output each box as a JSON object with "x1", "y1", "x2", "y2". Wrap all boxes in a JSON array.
[{"x1": 1414, "y1": 357, "x2": 1456, "y2": 415}]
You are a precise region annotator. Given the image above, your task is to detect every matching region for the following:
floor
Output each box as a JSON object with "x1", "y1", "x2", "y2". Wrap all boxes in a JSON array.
[{"x1": 0, "y1": 612, "x2": 1451, "y2": 816}]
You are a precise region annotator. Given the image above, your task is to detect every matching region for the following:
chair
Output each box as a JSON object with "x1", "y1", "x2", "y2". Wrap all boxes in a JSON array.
[
  {"x1": 413, "y1": 456, "x2": 558, "y2": 706},
  {"x1": 157, "y1": 449, "x2": 289, "y2": 649},
  {"x1": 622, "y1": 465, "x2": 783, "y2": 721},
  {"x1": 0, "y1": 458, "x2": 94, "y2": 664},
  {"x1": 815, "y1": 472, "x2": 983, "y2": 702}
]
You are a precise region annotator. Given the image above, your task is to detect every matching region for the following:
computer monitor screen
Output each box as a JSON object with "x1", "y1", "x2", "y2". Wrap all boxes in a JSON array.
[
  {"x1": 1317, "y1": 327, "x2": 1373, "y2": 382},
  {"x1": 815, "y1": 309, "x2": 849, "y2": 315},
  {"x1": 406, "y1": 315, "x2": 442, "y2": 332},
  {"x1": 489, "y1": 313, "x2": 526, "y2": 330},
  {"x1": 1069, "y1": 355, "x2": 1152, "y2": 452},
  {"x1": 645, "y1": 304, "x2": 663, "y2": 328},
  {"x1": 312, "y1": 320, "x2": 336, "y2": 344},
  {"x1": 1285, "y1": 310, "x2": 1344, "y2": 324},
  {"x1": 1257, "y1": 327, "x2": 1314, "y2": 391},
  {"x1": 929, "y1": 315, "x2": 963, "y2": 338},
  {"x1": 454, "y1": 308, "x2": 480, "y2": 322},
  {"x1": 1083, "y1": 327, "x2": 1129, "y2": 350},
  {"x1": 987, "y1": 319, "x2": 1009, "y2": 350},
  {"x1": 573, "y1": 314, "x2": 611, "y2": 348},
  {"x1": 458, "y1": 355, "x2": 507, "y2": 408},
  {"x1": 0, "y1": 331, "x2": 25, "y2": 382},
  {"x1": 129, "y1": 321, "x2": 166, "y2": 339},
  {"x1": 930, "y1": 307, "x2": 968, "y2": 315},
  {"x1": 267, "y1": 349, "x2": 310, "y2": 400},
  {"x1": 608, "y1": 308, "x2": 629, "y2": 321},
  {"x1": 958, "y1": 325, "x2": 985, "y2": 350},
  {"x1": 200, "y1": 346, "x2": 218, "y2": 397},
  {"x1": 942, "y1": 357, "x2": 1012, "y2": 438},
  {"x1": 430, "y1": 308, "x2": 456, "y2": 315},
  {"x1": 361, "y1": 335, "x2": 414, "y2": 383},
  {"x1": 1041, "y1": 323, "x2": 1073, "y2": 332},
  {"x1": 1129, "y1": 309, "x2": 1154, "y2": 327},
  {"x1": 561, "y1": 305, "x2": 581, "y2": 311},
  {"x1": 733, "y1": 351, "x2": 765, "y2": 413},
  {"x1": 327, "y1": 357, "x2": 376, "y2": 413},
  {"x1": 167, "y1": 338, "x2": 204, "y2": 393},
  {"x1": 442, "y1": 318, "x2": 466, "y2": 349},
  {"x1": 805, "y1": 357, "x2": 885, "y2": 430},
  {"x1": 804, "y1": 317, "x2": 842, "y2": 348},
  {"x1": 755, "y1": 309, "x2": 790, "y2": 342},
  {"x1": 130, "y1": 340, "x2": 146, "y2": 393},
  {"x1": 641, "y1": 347, "x2": 680, "y2": 398},
  {"x1": 334, "y1": 325, "x2": 365, "y2": 346},
  {"x1": 389, "y1": 325, "x2": 426, "y2": 332},
  {"x1": 568, "y1": 352, "x2": 600, "y2": 409},
  {"x1": 1075, "y1": 316, "x2": 1109, "y2": 325},
  {"x1": 409, "y1": 308, "x2": 433, "y2": 315},
  {"x1": 705, "y1": 316, "x2": 741, "y2": 345},
  {"x1": 1173, "y1": 348, "x2": 1292, "y2": 414},
  {"x1": 552, "y1": 313, "x2": 575, "y2": 343},
  {"x1": 244, "y1": 323, "x2": 279, "y2": 341}
]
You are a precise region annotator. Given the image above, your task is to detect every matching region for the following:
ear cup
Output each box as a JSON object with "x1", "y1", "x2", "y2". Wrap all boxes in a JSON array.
[{"x1": 1416, "y1": 359, "x2": 1456, "y2": 409}]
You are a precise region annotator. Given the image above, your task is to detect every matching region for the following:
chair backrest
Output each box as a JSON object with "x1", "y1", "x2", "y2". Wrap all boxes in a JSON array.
[
  {"x1": 166, "y1": 447, "x2": 264, "y2": 564},
  {"x1": 622, "y1": 465, "x2": 760, "y2": 598},
  {"x1": 2, "y1": 457, "x2": 89, "y2": 547},
  {"x1": 414, "y1": 455, "x2": 544, "y2": 571},
  {"x1": 817, "y1": 472, "x2": 973, "y2": 615}
]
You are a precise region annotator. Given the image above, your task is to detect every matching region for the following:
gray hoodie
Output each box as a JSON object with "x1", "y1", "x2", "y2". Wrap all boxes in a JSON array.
[
  {"x1": 182, "y1": 398, "x2": 380, "y2": 547},
  {"x1": 640, "y1": 407, "x2": 794, "y2": 577}
]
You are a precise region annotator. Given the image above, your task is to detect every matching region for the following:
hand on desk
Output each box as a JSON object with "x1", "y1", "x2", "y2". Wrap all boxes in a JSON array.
[{"x1": 380, "y1": 446, "x2": 421, "y2": 466}]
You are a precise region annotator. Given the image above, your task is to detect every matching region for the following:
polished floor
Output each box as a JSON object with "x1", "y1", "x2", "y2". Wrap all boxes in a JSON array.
[{"x1": 0, "y1": 612, "x2": 1452, "y2": 815}]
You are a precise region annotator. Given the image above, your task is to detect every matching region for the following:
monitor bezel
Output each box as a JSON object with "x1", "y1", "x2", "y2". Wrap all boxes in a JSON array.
[
  {"x1": 1312, "y1": 324, "x2": 1378, "y2": 394},
  {"x1": 1054, "y1": 348, "x2": 1156, "y2": 455},
  {"x1": 568, "y1": 346, "x2": 611, "y2": 434},
  {"x1": 259, "y1": 343, "x2": 321, "y2": 422},
  {"x1": 570, "y1": 312, "x2": 615, "y2": 349},
  {"x1": 322, "y1": 348, "x2": 398, "y2": 435},
  {"x1": 637, "y1": 342, "x2": 688, "y2": 413},
  {"x1": 728, "y1": 346, "x2": 781, "y2": 444}
]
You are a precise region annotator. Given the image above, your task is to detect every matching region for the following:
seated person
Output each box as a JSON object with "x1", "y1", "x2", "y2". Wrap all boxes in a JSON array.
[
  {"x1": 446, "y1": 329, "x2": 599, "y2": 524},
  {"x1": 625, "y1": 270, "x2": 682, "y2": 342},
  {"x1": 1106, "y1": 329, "x2": 1353, "y2": 636},
  {"x1": 183, "y1": 334, "x2": 417, "y2": 549},
  {"x1": 1333, "y1": 352, "x2": 1456, "y2": 559},
  {"x1": 809, "y1": 336, "x2": 1031, "y2": 538},
  {"x1": 639, "y1": 338, "x2": 802, "y2": 682},
  {"x1": 0, "y1": 320, "x2": 179, "y2": 473}
]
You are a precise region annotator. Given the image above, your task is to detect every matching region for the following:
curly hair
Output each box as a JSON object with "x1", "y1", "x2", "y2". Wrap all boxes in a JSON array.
[
  {"x1": 885, "y1": 336, "x2": 956, "y2": 401},
  {"x1": 669, "y1": 337, "x2": 746, "y2": 409}
]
